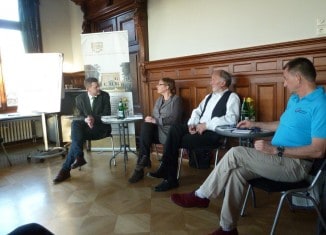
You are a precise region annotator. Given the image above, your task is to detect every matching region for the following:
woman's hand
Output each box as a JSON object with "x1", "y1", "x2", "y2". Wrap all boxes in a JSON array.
[{"x1": 145, "y1": 116, "x2": 156, "y2": 123}]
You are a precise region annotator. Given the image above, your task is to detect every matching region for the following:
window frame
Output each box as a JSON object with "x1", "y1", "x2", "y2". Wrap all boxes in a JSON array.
[{"x1": 0, "y1": 19, "x2": 22, "y2": 112}]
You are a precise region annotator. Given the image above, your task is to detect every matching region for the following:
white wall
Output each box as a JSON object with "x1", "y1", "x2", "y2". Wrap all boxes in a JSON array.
[
  {"x1": 147, "y1": 0, "x2": 326, "y2": 60},
  {"x1": 39, "y1": 0, "x2": 83, "y2": 72},
  {"x1": 39, "y1": 0, "x2": 326, "y2": 70}
]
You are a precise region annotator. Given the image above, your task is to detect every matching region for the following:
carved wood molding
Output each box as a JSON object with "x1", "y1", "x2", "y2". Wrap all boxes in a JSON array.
[{"x1": 70, "y1": 0, "x2": 146, "y2": 32}]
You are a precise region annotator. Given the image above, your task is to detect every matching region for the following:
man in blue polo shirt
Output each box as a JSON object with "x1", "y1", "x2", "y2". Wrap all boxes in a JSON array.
[{"x1": 170, "y1": 57, "x2": 326, "y2": 235}]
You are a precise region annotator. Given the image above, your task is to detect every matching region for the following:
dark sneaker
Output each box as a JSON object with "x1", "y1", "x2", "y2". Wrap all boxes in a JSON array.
[
  {"x1": 128, "y1": 169, "x2": 144, "y2": 183},
  {"x1": 53, "y1": 169, "x2": 70, "y2": 184},
  {"x1": 154, "y1": 179, "x2": 179, "y2": 192}
]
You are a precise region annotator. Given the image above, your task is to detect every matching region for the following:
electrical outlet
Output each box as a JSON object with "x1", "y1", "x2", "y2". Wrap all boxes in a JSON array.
[
  {"x1": 317, "y1": 18, "x2": 326, "y2": 26},
  {"x1": 317, "y1": 25, "x2": 326, "y2": 36}
]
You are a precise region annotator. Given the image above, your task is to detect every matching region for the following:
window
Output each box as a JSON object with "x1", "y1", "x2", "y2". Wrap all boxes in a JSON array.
[{"x1": 0, "y1": 0, "x2": 25, "y2": 110}]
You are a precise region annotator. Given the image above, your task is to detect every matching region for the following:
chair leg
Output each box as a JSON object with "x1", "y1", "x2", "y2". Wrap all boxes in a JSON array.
[
  {"x1": 109, "y1": 136, "x2": 116, "y2": 167},
  {"x1": 291, "y1": 193, "x2": 326, "y2": 233},
  {"x1": 177, "y1": 148, "x2": 184, "y2": 180},
  {"x1": 1, "y1": 142, "x2": 12, "y2": 167},
  {"x1": 240, "y1": 184, "x2": 253, "y2": 216},
  {"x1": 214, "y1": 148, "x2": 219, "y2": 166},
  {"x1": 270, "y1": 193, "x2": 288, "y2": 235},
  {"x1": 86, "y1": 140, "x2": 91, "y2": 151}
]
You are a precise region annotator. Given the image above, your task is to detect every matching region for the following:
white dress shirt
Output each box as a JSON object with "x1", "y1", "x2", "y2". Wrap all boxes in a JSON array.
[
  {"x1": 88, "y1": 94, "x2": 96, "y2": 109},
  {"x1": 187, "y1": 89, "x2": 240, "y2": 131}
]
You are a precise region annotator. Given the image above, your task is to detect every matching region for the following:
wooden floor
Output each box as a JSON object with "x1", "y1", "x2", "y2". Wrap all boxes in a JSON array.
[{"x1": 0, "y1": 142, "x2": 318, "y2": 235}]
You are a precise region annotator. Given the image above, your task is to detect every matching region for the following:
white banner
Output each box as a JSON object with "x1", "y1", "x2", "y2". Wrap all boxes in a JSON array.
[
  {"x1": 81, "y1": 31, "x2": 130, "y2": 91},
  {"x1": 81, "y1": 31, "x2": 137, "y2": 151}
]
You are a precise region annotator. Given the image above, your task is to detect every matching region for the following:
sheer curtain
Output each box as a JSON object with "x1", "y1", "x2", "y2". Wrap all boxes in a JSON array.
[{"x1": 18, "y1": 0, "x2": 42, "y2": 53}]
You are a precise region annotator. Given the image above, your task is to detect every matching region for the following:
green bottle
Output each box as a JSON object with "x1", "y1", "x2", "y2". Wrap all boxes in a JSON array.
[
  {"x1": 117, "y1": 99, "x2": 125, "y2": 119},
  {"x1": 241, "y1": 97, "x2": 249, "y2": 121}
]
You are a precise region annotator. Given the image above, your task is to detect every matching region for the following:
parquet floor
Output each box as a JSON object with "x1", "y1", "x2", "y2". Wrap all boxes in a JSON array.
[{"x1": 0, "y1": 142, "x2": 318, "y2": 235}]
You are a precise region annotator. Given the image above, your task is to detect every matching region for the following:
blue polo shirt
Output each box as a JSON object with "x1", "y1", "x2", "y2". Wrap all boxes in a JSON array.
[{"x1": 272, "y1": 86, "x2": 326, "y2": 147}]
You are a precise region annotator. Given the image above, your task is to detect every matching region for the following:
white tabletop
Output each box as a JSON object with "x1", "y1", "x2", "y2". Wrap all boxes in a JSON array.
[
  {"x1": 101, "y1": 114, "x2": 143, "y2": 124},
  {"x1": 215, "y1": 125, "x2": 274, "y2": 138},
  {"x1": 0, "y1": 112, "x2": 42, "y2": 121}
]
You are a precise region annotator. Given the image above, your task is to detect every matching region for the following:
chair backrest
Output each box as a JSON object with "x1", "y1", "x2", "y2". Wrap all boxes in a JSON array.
[
  {"x1": 307, "y1": 157, "x2": 326, "y2": 191},
  {"x1": 310, "y1": 155, "x2": 326, "y2": 176}
]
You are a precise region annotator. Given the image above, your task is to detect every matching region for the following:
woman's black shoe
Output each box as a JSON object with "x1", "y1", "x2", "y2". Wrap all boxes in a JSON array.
[
  {"x1": 128, "y1": 169, "x2": 144, "y2": 183},
  {"x1": 154, "y1": 179, "x2": 179, "y2": 192},
  {"x1": 147, "y1": 163, "x2": 166, "y2": 178}
]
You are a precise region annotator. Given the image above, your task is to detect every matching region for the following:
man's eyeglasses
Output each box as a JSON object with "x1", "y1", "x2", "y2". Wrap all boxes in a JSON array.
[{"x1": 157, "y1": 83, "x2": 166, "y2": 86}]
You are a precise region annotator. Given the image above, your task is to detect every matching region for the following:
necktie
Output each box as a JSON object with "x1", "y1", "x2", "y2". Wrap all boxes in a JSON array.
[{"x1": 91, "y1": 96, "x2": 96, "y2": 110}]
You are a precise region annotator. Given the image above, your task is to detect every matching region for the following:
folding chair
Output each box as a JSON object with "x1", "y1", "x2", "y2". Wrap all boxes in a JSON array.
[
  {"x1": 240, "y1": 157, "x2": 326, "y2": 235},
  {"x1": 178, "y1": 136, "x2": 228, "y2": 179},
  {"x1": 0, "y1": 137, "x2": 12, "y2": 166},
  {"x1": 80, "y1": 131, "x2": 115, "y2": 170}
]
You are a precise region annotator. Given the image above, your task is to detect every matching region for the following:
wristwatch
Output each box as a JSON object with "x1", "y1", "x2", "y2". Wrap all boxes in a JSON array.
[{"x1": 277, "y1": 146, "x2": 285, "y2": 157}]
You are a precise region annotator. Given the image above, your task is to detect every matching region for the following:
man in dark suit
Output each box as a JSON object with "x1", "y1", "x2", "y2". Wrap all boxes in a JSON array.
[{"x1": 53, "y1": 77, "x2": 111, "y2": 183}]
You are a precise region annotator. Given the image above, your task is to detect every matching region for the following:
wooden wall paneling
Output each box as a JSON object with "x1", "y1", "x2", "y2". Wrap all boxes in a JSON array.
[
  {"x1": 117, "y1": 11, "x2": 137, "y2": 45},
  {"x1": 178, "y1": 86, "x2": 192, "y2": 121},
  {"x1": 178, "y1": 68, "x2": 193, "y2": 78},
  {"x1": 162, "y1": 70, "x2": 178, "y2": 79},
  {"x1": 98, "y1": 18, "x2": 116, "y2": 31},
  {"x1": 194, "y1": 66, "x2": 211, "y2": 76},
  {"x1": 129, "y1": 52, "x2": 140, "y2": 108},
  {"x1": 254, "y1": 83, "x2": 278, "y2": 122},
  {"x1": 144, "y1": 37, "x2": 326, "y2": 123},
  {"x1": 212, "y1": 65, "x2": 230, "y2": 73},
  {"x1": 233, "y1": 74, "x2": 250, "y2": 100},
  {"x1": 147, "y1": 82, "x2": 159, "y2": 116},
  {"x1": 233, "y1": 62, "x2": 253, "y2": 73}
]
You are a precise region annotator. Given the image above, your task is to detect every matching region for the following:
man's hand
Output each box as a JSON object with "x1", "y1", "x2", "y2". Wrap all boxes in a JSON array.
[
  {"x1": 188, "y1": 125, "x2": 197, "y2": 134},
  {"x1": 254, "y1": 140, "x2": 276, "y2": 155},
  {"x1": 237, "y1": 120, "x2": 254, "y2": 129},
  {"x1": 85, "y1": 115, "x2": 95, "y2": 129},
  {"x1": 196, "y1": 123, "x2": 207, "y2": 135}
]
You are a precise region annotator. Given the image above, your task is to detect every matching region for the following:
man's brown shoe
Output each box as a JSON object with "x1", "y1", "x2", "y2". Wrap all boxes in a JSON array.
[
  {"x1": 209, "y1": 227, "x2": 238, "y2": 235},
  {"x1": 53, "y1": 169, "x2": 70, "y2": 184},
  {"x1": 171, "y1": 191, "x2": 210, "y2": 208},
  {"x1": 71, "y1": 156, "x2": 87, "y2": 169}
]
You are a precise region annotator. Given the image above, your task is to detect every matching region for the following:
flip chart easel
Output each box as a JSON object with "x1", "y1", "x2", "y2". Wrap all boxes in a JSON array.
[{"x1": 14, "y1": 53, "x2": 66, "y2": 160}]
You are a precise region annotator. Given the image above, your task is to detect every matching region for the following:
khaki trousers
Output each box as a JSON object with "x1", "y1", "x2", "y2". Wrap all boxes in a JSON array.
[{"x1": 199, "y1": 146, "x2": 312, "y2": 230}]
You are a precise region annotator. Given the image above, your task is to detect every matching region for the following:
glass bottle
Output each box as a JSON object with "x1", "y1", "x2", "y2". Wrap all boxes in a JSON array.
[
  {"x1": 117, "y1": 98, "x2": 125, "y2": 119},
  {"x1": 241, "y1": 97, "x2": 249, "y2": 121}
]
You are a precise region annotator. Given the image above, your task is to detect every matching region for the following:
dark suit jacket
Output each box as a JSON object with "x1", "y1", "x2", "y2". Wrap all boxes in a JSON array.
[{"x1": 74, "y1": 90, "x2": 111, "y2": 125}]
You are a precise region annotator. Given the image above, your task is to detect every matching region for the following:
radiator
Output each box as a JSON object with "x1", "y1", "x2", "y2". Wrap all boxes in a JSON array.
[{"x1": 0, "y1": 119, "x2": 34, "y2": 143}]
